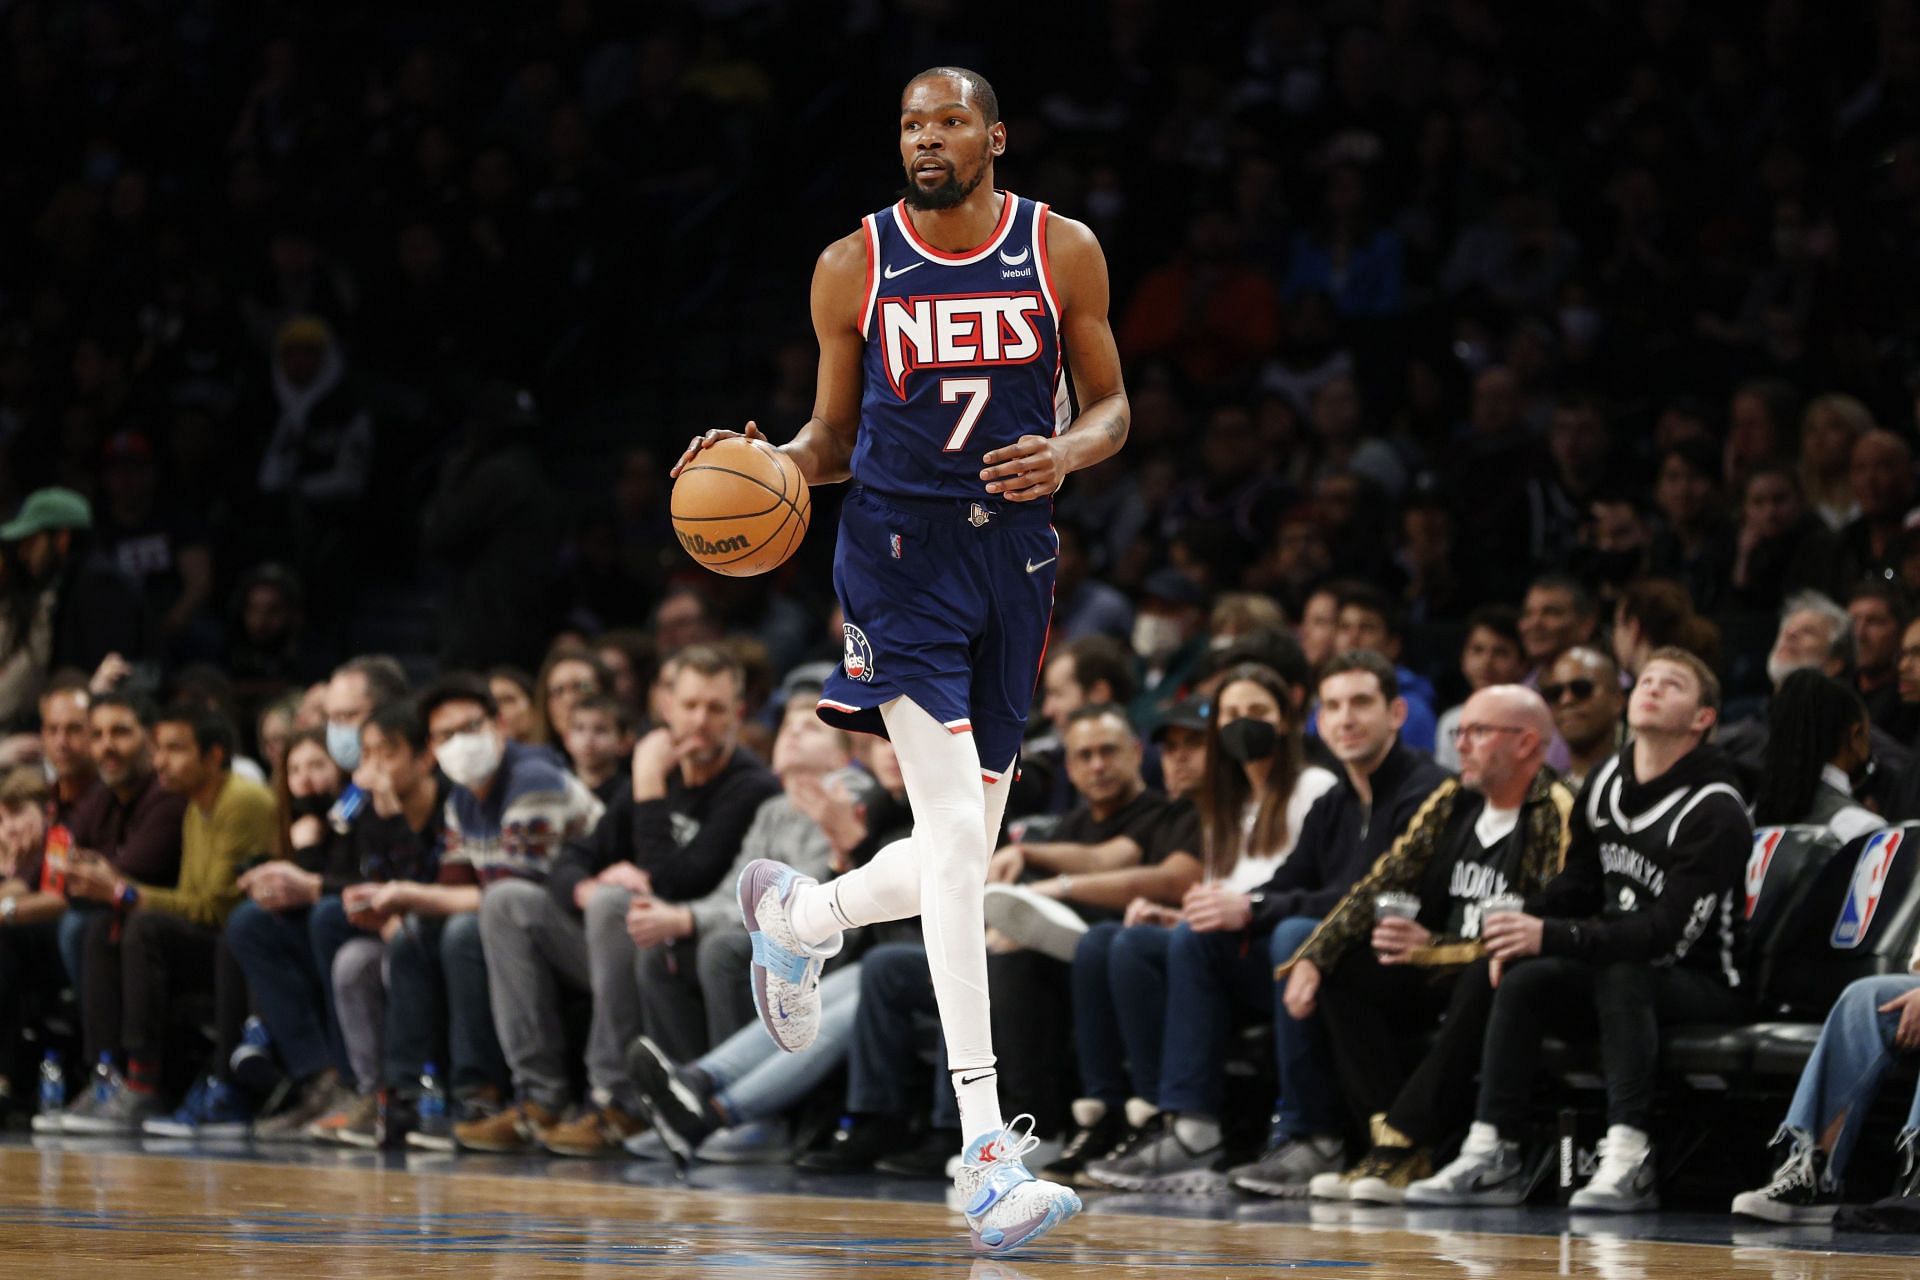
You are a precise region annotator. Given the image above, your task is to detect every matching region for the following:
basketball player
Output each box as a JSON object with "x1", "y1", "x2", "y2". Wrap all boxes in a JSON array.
[{"x1": 670, "y1": 66, "x2": 1128, "y2": 1254}]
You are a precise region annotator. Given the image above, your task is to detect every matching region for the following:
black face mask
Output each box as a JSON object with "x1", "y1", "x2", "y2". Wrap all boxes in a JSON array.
[
  {"x1": 289, "y1": 794, "x2": 333, "y2": 820},
  {"x1": 1218, "y1": 717, "x2": 1279, "y2": 764}
]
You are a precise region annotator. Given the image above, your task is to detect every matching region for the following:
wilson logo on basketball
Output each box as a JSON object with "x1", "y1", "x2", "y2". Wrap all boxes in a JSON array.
[
  {"x1": 676, "y1": 529, "x2": 753, "y2": 556},
  {"x1": 878, "y1": 292, "x2": 1046, "y2": 399}
]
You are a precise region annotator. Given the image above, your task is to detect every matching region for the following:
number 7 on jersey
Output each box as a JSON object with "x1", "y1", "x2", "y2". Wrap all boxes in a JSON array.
[{"x1": 939, "y1": 377, "x2": 992, "y2": 452}]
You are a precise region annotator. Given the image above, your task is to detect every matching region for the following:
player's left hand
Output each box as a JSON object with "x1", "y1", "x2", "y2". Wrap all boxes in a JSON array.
[{"x1": 981, "y1": 435, "x2": 1065, "y2": 501}]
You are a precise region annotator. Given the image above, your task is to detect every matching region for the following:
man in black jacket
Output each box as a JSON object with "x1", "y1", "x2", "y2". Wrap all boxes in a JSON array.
[
  {"x1": 1087, "y1": 650, "x2": 1450, "y2": 1195},
  {"x1": 1408, "y1": 646, "x2": 1750, "y2": 1212},
  {"x1": 526, "y1": 645, "x2": 778, "y2": 1158}
]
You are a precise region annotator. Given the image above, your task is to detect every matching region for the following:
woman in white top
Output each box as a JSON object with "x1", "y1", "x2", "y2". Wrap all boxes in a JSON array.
[{"x1": 1048, "y1": 662, "x2": 1336, "y2": 1182}]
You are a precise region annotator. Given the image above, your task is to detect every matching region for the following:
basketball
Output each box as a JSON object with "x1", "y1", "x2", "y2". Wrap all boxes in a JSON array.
[{"x1": 671, "y1": 436, "x2": 811, "y2": 577}]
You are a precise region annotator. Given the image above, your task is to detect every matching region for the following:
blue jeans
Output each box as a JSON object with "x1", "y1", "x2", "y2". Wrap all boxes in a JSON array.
[
  {"x1": 702, "y1": 963, "x2": 861, "y2": 1124},
  {"x1": 385, "y1": 913, "x2": 508, "y2": 1096},
  {"x1": 1154, "y1": 917, "x2": 1338, "y2": 1137},
  {"x1": 847, "y1": 942, "x2": 958, "y2": 1129},
  {"x1": 1076, "y1": 921, "x2": 1172, "y2": 1107},
  {"x1": 1781, "y1": 974, "x2": 1920, "y2": 1179},
  {"x1": 58, "y1": 904, "x2": 106, "y2": 988},
  {"x1": 227, "y1": 900, "x2": 344, "y2": 1081}
]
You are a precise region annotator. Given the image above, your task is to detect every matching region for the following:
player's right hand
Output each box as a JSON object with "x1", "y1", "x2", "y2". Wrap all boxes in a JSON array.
[{"x1": 669, "y1": 420, "x2": 766, "y2": 477}]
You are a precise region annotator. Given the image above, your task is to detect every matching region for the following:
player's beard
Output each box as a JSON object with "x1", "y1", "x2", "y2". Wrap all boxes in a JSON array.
[{"x1": 901, "y1": 156, "x2": 986, "y2": 211}]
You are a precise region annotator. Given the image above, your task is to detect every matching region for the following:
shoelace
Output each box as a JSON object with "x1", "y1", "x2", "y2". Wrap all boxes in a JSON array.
[
  {"x1": 973, "y1": 1113, "x2": 1041, "y2": 1168},
  {"x1": 1765, "y1": 1149, "x2": 1818, "y2": 1196}
]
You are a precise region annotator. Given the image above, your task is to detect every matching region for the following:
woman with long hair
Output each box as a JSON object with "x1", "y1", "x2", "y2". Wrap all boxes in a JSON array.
[
  {"x1": 533, "y1": 645, "x2": 612, "y2": 748},
  {"x1": 1050, "y1": 663, "x2": 1337, "y2": 1184},
  {"x1": 1611, "y1": 577, "x2": 1721, "y2": 678},
  {"x1": 1752, "y1": 669, "x2": 1882, "y2": 840}
]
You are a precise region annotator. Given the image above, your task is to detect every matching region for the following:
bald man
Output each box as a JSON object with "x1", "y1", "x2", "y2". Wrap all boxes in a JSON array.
[{"x1": 1270, "y1": 687, "x2": 1574, "y2": 1204}]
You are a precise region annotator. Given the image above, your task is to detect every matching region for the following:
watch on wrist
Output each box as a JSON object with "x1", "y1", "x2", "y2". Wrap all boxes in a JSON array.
[{"x1": 116, "y1": 881, "x2": 138, "y2": 909}]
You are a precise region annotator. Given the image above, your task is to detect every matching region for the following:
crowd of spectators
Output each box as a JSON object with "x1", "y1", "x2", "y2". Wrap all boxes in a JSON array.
[{"x1": 4, "y1": 0, "x2": 1920, "y2": 1229}]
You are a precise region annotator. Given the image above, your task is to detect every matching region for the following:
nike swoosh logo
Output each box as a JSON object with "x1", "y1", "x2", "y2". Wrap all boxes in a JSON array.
[
  {"x1": 1025, "y1": 557, "x2": 1057, "y2": 574},
  {"x1": 958, "y1": 1071, "x2": 996, "y2": 1086},
  {"x1": 999, "y1": 247, "x2": 1030, "y2": 267},
  {"x1": 882, "y1": 262, "x2": 923, "y2": 279}
]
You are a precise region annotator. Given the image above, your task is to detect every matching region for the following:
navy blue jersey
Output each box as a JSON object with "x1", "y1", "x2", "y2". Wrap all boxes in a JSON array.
[{"x1": 852, "y1": 192, "x2": 1069, "y2": 501}]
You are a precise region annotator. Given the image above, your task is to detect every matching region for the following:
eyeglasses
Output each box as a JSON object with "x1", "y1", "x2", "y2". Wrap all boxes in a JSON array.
[
  {"x1": 1540, "y1": 679, "x2": 1597, "y2": 704},
  {"x1": 1452, "y1": 724, "x2": 1526, "y2": 745},
  {"x1": 547, "y1": 680, "x2": 598, "y2": 699}
]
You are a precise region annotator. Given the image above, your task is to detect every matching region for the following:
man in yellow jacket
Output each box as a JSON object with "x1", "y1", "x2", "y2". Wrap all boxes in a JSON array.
[{"x1": 60, "y1": 703, "x2": 276, "y2": 1133}]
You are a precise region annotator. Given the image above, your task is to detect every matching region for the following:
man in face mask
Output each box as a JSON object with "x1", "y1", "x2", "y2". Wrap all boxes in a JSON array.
[
  {"x1": 364, "y1": 676, "x2": 603, "y2": 1155},
  {"x1": 1129, "y1": 569, "x2": 1210, "y2": 727},
  {"x1": 322, "y1": 656, "x2": 411, "y2": 775}
]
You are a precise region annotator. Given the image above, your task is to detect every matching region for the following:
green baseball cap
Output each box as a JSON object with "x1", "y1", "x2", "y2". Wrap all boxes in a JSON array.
[{"x1": 0, "y1": 488, "x2": 93, "y2": 541}]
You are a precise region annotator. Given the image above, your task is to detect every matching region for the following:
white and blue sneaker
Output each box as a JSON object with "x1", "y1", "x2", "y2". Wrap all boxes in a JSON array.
[
  {"x1": 143, "y1": 1074, "x2": 252, "y2": 1139},
  {"x1": 955, "y1": 1115, "x2": 1082, "y2": 1256},
  {"x1": 738, "y1": 859, "x2": 840, "y2": 1053}
]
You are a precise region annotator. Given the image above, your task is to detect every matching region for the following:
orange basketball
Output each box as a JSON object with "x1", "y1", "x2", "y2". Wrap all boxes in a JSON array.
[{"x1": 671, "y1": 436, "x2": 811, "y2": 577}]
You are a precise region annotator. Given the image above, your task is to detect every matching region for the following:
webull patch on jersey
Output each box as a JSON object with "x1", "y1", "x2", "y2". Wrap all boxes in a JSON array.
[
  {"x1": 878, "y1": 293, "x2": 1047, "y2": 399},
  {"x1": 1831, "y1": 828, "x2": 1904, "y2": 949}
]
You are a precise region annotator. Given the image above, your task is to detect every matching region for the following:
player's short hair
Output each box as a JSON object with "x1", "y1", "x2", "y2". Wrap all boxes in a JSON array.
[
  {"x1": 1064, "y1": 702, "x2": 1136, "y2": 739},
  {"x1": 1644, "y1": 645, "x2": 1722, "y2": 713},
  {"x1": 907, "y1": 66, "x2": 1000, "y2": 126},
  {"x1": 570, "y1": 693, "x2": 634, "y2": 736},
  {"x1": 157, "y1": 701, "x2": 237, "y2": 769},
  {"x1": 1318, "y1": 649, "x2": 1399, "y2": 703},
  {"x1": 671, "y1": 643, "x2": 746, "y2": 696},
  {"x1": 335, "y1": 654, "x2": 410, "y2": 706},
  {"x1": 1332, "y1": 580, "x2": 1404, "y2": 640},
  {"x1": 1057, "y1": 635, "x2": 1136, "y2": 706},
  {"x1": 365, "y1": 699, "x2": 427, "y2": 755},
  {"x1": 0, "y1": 763, "x2": 49, "y2": 811}
]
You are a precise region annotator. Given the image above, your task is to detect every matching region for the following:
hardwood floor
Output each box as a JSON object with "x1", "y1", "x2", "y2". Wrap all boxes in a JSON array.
[{"x1": 1, "y1": 1144, "x2": 1913, "y2": 1278}]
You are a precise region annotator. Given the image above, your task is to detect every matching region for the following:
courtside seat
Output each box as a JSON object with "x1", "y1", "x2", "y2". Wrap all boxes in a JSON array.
[
  {"x1": 1750, "y1": 1022, "x2": 1824, "y2": 1077},
  {"x1": 1761, "y1": 825, "x2": 1920, "y2": 1020}
]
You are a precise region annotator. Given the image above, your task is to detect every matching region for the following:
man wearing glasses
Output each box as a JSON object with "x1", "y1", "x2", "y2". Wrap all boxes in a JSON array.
[
  {"x1": 1539, "y1": 647, "x2": 1626, "y2": 791},
  {"x1": 1408, "y1": 647, "x2": 1749, "y2": 1212}
]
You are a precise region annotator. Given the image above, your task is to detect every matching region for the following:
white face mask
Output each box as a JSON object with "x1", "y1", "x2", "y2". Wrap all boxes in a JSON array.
[
  {"x1": 436, "y1": 729, "x2": 504, "y2": 791},
  {"x1": 1132, "y1": 614, "x2": 1185, "y2": 663}
]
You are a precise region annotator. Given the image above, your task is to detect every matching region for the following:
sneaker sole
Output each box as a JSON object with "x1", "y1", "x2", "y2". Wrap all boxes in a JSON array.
[
  {"x1": 142, "y1": 1120, "x2": 252, "y2": 1140},
  {"x1": 1731, "y1": 1193, "x2": 1837, "y2": 1225},
  {"x1": 971, "y1": 1188, "x2": 1083, "y2": 1256},
  {"x1": 1569, "y1": 1191, "x2": 1659, "y2": 1213},
  {"x1": 1233, "y1": 1175, "x2": 1315, "y2": 1199},
  {"x1": 738, "y1": 860, "x2": 822, "y2": 1054},
  {"x1": 982, "y1": 886, "x2": 1088, "y2": 963},
  {"x1": 61, "y1": 1118, "x2": 141, "y2": 1135},
  {"x1": 336, "y1": 1131, "x2": 382, "y2": 1150},
  {"x1": 1347, "y1": 1179, "x2": 1409, "y2": 1205},
  {"x1": 406, "y1": 1133, "x2": 456, "y2": 1152}
]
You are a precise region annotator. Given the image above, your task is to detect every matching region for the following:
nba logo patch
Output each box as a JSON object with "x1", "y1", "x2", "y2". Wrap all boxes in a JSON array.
[
  {"x1": 1746, "y1": 827, "x2": 1785, "y2": 919},
  {"x1": 1831, "y1": 829, "x2": 1904, "y2": 949},
  {"x1": 842, "y1": 623, "x2": 875, "y2": 683},
  {"x1": 890, "y1": 533, "x2": 903, "y2": 560}
]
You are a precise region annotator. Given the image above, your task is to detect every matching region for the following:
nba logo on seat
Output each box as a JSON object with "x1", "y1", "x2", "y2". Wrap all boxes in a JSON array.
[
  {"x1": 1831, "y1": 829, "x2": 1904, "y2": 949},
  {"x1": 1746, "y1": 827, "x2": 1784, "y2": 919},
  {"x1": 842, "y1": 623, "x2": 874, "y2": 683}
]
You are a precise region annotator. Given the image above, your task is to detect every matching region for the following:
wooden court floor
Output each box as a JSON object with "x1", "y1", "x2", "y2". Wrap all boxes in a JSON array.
[{"x1": 1, "y1": 1144, "x2": 1915, "y2": 1278}]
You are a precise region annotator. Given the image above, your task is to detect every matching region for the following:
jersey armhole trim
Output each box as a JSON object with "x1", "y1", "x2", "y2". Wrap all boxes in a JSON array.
[
  {"x1": 1034, "y1": 202, "x2": 1061, "y2": 322},
  {"x1": 859, "y1": 215, "x2": 882, "y2": 339}
]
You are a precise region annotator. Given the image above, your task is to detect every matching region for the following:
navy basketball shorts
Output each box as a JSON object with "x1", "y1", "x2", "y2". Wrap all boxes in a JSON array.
[{"x1": 818, "y1": 486, "x2": 1057, "y2": 779}]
